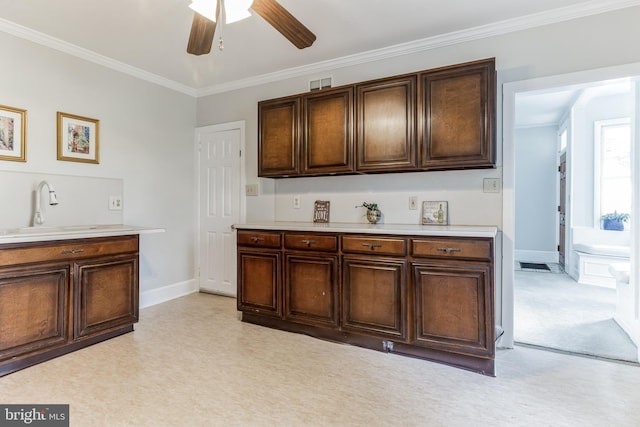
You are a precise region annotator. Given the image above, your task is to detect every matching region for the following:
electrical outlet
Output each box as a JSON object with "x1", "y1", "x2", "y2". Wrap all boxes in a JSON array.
[
  {"x1": 109, "y1": 196, "x2": 123, "y2": 211},
  {"x1": 409, "y1": 196, "x2": 417, "y2": 210},
  {"x1": 483, "y1": 178, "x2": 501, "y2": 193},
  {"x1": 293, "y1": 195, "x2": 301, "y2": 209},
  {"x1": 245, "y1": 184, "x2": 259, "y2": 196}
]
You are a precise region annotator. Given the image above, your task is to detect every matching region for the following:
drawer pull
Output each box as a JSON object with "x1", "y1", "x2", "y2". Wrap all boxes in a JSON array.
[
  {"x1": 436, "y1": 247, "x2": 462, "y2": 254},
  {"x1": 60, "y1": 248, "x2": 85, "y2": 255},
  {"x1": 250, "y1": 237, "x2": 265, "y2": 243},
  {"x1": 301, "y1": 239, "x2": 317, "y2": 247},
  {"x1": 361, "y1": 242, "x2": 382, "y2": 250}
]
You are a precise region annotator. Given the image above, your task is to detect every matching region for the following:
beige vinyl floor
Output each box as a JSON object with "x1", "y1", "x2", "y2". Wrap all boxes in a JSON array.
[{"x1": 1, "y1": 292, "x2": 640, "y2": 427}]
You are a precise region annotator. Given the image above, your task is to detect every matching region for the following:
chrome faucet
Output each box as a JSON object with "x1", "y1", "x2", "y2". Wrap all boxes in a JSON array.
[{"x1": 33, "y1": 180, "x2": 59, "y2": 226}]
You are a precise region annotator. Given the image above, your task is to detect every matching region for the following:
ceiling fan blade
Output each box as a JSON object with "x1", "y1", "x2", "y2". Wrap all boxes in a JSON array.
[
  {"x1": 251, "y1": 0, "x2": 316, "y2": 49},
  {"x1": 187, "y1": 12, "x2": 217, "y2": 55}
]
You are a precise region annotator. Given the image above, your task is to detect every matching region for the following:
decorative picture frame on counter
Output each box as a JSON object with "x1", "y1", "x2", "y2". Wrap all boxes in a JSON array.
[
  {"x1": 0, "y1": 104, "x2": 27, "y2": 162},
  {"x1": 313, "y1": 200, "x2": 330, "y2": 223},
  {"x1": 422, "y1": 201, "x2": 448, "y2": 225},
  {"x1": 57, "y1": 112, "x2": 100, "y2": 164}
]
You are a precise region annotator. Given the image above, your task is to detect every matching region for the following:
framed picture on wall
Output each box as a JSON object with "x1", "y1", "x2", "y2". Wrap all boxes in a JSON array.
[
  {"x1": 313, "y1": 200, "x2": 330, "y2": 223},
  {"x1": 422, "y1": 201, "x2": 448, "y2": 225},
  {"x1": 57, "y1": 112, "x2": 100, "y2": 164},
  {"x1": 0, "y1": 104, "x2": 27, "y2": 162}
]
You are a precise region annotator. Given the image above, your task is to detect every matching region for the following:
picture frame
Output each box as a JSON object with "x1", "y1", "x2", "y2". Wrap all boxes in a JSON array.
[
  {"x1": 422, "y1": 201, "x2": 448, "y2": 225},
  {"x1": 0, "y1": 104, "x2": 27, "y2": 162},
  {"x1": 57, "y1": 112, "x2": 99, "y2": 164},
  {"x1": 313, "y1": 200, "x2": 330, "y2": 223}
]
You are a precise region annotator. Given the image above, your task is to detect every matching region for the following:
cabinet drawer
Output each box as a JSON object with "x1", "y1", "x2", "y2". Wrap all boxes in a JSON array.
[
  {"x1": 342, "y1": 235, "x2": 406, "y2": 256},
  {"x1": 0, "y1": 236, "x2": 139, "y2": 266},
  {"x1": 237, "y1": 231, "x2": 281, "y2": 248},
  {"x1": 284, "y1": 233, "x2": 337, "y2": 251},
  {"x1": 412, "y1": 238, "x2": 492, "y2": 261}
]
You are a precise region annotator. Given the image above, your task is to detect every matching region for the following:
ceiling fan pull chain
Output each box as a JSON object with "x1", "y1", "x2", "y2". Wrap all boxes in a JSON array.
[{"x1": 218, "y1": 0, "x2": 224, "y2": 50}]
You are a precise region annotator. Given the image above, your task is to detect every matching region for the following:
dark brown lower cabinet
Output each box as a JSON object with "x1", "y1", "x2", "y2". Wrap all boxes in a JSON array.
[
  {"x1": 0, "y1": 235, "x2": 140, "y2": 377},
  {"x1": 342, "y1": 257, "x2": 406, "y2": 340},
  {"x1": 284, "y1": 253, "x2": 338, "y2": 327},
  {"x1": 237, "y1": 229, "x2": 495, "y2": 376},
  {"x1": 237, "y1": 249, "x2": 281, "y2": 317},
  {"x1": 413, "y1": 262, "x2": 493, "y2": 358}
]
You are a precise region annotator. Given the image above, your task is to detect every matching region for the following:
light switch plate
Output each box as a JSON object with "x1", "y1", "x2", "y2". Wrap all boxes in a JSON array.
[
  {"x1": 483, "y1": 178, "x2": 501, "y2": 193},
  {"x1": 409, "y1": 196, "x2": 417, "y2": 210},
  {"x1": 245, "y1": 184, "x2": 259, "y2": 196}
]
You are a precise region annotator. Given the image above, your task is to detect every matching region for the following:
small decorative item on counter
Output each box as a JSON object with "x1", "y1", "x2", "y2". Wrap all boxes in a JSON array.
[
  {"x1": 422, "y1": 201, "x2": 448, "y2": 225},
  {"x1": 601, "y1": 211, "x2": 629, "y2": 231},
  {"x1": 313, "y1": 200, "x2": 330, "y2": 223},
  {"x1": 356, "y1": 202, "x2": 382, "y2": 224}
]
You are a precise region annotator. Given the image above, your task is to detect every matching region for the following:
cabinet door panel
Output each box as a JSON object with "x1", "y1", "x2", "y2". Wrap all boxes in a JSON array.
[
  {"x1": 303, "y1": 88, "x2": 354, "y2": 174},
  {"x1": 258, "y1": 97, "x2": 299, "y2": 176},
  {"x1": 285, "y1": 254, "x2": 338, "y2": 326},
  {"x1": 420, "y1": 59, "x2": 495, "y2": 169},
  {"x1": 0, "y1": 266, "x2": 68, "y2": 359},
  {"x1": 342, "y1": 257, "x2": 406, "y2": 339},
  {"x1": 237, "y1": 250, "x2": 281, "y2": 317},
  {"x1": 413, "y1": 262, "x2": 493, "y2": 357},
  {"x1": 74, "y1": 256, "x2": 138, "y2": 339},
  {"x1": 356, "y1": 76, "x2": 416, "y2": 171}
]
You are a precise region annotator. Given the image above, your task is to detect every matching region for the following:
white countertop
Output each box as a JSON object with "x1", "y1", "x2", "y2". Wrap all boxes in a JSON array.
[
  {"x1": 234, "y1": 222, "x2": 498, "y2": 238},
  {"x1": 0, "y1": 224, "x2": 165, "y2": 244}
]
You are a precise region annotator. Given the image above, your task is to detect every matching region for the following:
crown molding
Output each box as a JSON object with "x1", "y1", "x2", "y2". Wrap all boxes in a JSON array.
[
  {"x1": 197, "y1": 0, "x2": 640, "y2": 96},
  {"x1": 2, "y1": 0, "x2": 639, "y2": 98},
  {"x1": 0, "y1": 17, "x2": 198, "y2": 97}
]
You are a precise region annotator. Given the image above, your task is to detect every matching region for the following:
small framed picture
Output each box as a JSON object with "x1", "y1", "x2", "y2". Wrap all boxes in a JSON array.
[
  {"x1": 313, "y1": 200, "x2": 330, "y2": 223},
  {"x1": 422, "y1": 201, "x2": 448, "y2": 225},
  {"x1": 57, "y1": 112, "x2": 100, "y2": 163},
  {"x1": 0, "y1": 104, "x2": 27, "y2": 162}
]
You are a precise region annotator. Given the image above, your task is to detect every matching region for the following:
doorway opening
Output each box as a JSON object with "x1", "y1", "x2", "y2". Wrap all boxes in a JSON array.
[{"x1": 503, "y1": 67, "x2": 639, "y2": 363}]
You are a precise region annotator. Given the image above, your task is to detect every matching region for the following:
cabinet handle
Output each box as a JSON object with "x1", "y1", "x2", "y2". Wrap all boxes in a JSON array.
[
  {"x1": 301, "y1": 239, "x2": 317, "y2": 247},
  {"x1": 436, "y1": 247, "x2": 462, "y2": 254},
  {"x1": 250, "y1": 237, "x2": 265, "y2": 243},
  {"x1": 361, "y1": 242, "x2": 382, "y2": 250},
  {"x1": 60, "y1": 248, "x2": 85, "y2": 255}
]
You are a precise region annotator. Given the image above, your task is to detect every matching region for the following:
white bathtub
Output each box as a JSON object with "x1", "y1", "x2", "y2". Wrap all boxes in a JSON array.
[{"x1": 573, "y1": 243, "x2": 630, "y2": 288}]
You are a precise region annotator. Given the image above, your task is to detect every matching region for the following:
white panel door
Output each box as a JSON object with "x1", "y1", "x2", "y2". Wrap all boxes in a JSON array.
[{"x1": 197, "y1": 124, "x2": 243, "y2": 296}]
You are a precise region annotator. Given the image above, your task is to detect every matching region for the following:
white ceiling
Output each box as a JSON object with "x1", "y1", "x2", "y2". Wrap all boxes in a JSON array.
[{"x1": 1, "y1": 0, "x2": 638, "y2": 96}]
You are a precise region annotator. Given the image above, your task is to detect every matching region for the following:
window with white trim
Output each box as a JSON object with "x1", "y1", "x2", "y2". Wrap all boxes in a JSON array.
[{"x1": 594, "y1": 118, "x2": 631, "y2": 228}]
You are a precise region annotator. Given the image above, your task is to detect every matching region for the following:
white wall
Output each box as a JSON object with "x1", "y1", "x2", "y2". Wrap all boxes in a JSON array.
[
  {"x1": 0, "y1": 32, "x2": 197, "y2": 306},
  {"x1": 514, "y1": 126, "x2": 558, "y2": 263}
]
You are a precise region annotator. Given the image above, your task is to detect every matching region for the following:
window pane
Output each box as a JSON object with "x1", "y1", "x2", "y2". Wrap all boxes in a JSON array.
[{"x1": 599, "y1": 122, "x2": 631, "y2": 222}]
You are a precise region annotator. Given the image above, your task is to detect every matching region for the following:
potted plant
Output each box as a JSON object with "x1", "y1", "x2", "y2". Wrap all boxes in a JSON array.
[
  {"x1": 601, "y1": 211, "x2": 630, "y2": 231},
  {"x1": 356, "y1": 202, "x2": 382, "y2": 224}
]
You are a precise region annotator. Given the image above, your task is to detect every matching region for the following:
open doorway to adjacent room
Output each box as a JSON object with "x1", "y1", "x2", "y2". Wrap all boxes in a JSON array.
[{"x1": 510, "y1": 75, "x2": 638, "y2": 363}]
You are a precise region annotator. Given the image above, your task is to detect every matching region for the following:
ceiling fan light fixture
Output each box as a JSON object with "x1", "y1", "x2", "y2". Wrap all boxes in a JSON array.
[
  {"x1": 225, "y1": 0, "x2": 252, "y2": 23},
  {"x1": 189, "y1": 0, "x2": 252, "y2": 24},
  {"x1": 189, "y1": 0, "x2": 218, "y2": 22}
]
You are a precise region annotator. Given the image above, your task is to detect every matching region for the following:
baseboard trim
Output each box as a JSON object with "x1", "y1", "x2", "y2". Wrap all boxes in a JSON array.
[
  {"x1": 140, "y1": 279, "x2": 198, "y2": 309},
  {"x1": 515, "y1": 250, "x2": 558, "y2": 264}
]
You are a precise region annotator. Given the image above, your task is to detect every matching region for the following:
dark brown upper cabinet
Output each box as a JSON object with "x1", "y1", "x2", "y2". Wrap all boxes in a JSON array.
[
  {"x1": 419, "y1": 58, "x2": 496, "y2": 170},
  {"x1": 258, "y1": 88, "x2": 354, "y2": 177},
  {"x1": 258, "y1": 97, "x2": 300, "y2": 177},
  {"x1": 356, "y1": 75, "x2": 417, "y2": 172},
  {"x1": 258, "y1": 58, "x2": 496, "y2": 178},
  {"x1": 302, "y1": 87, "x2": 354, "y2": 175}
]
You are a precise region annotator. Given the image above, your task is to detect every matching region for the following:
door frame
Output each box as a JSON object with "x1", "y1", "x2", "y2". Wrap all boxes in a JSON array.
[
  {"x1": 502, "y1": 62, "x2": 640, "y2": 348},
  {"x1": 194, "y1": 120, "x2": 247, "y2": 292}
]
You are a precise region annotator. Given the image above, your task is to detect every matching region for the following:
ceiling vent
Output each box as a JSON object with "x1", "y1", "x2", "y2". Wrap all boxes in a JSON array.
[{"x1": 309, "y1": 77, "x2": 332, "y2": 91}]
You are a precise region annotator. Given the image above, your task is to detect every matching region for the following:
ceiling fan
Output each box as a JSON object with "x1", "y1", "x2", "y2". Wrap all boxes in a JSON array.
[{"x1": 187, "y1": 0, "x2": 316, "y2": 56}]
